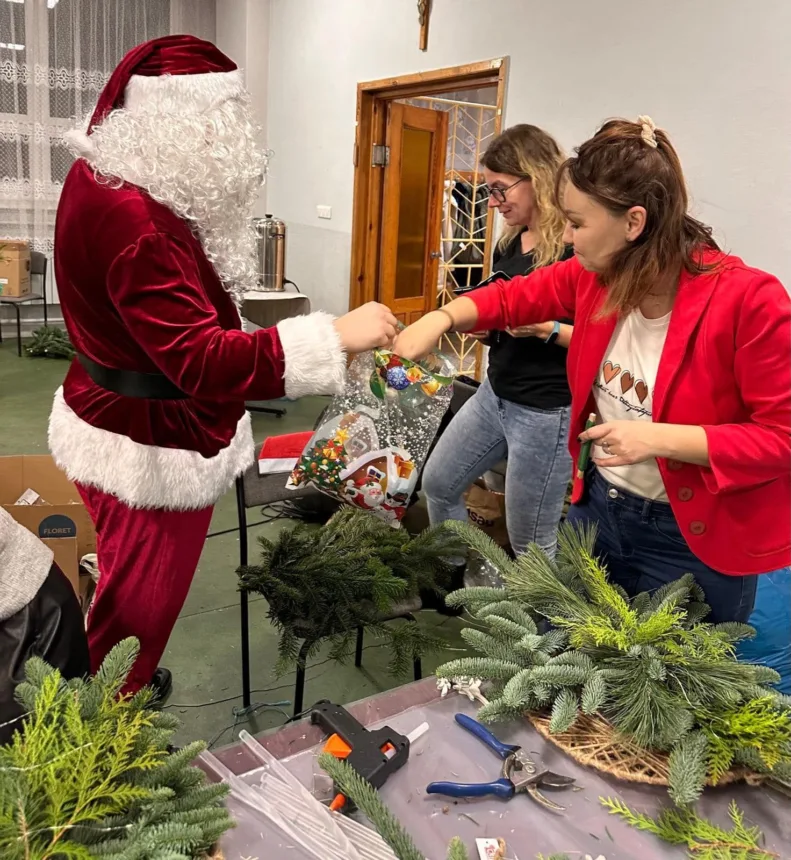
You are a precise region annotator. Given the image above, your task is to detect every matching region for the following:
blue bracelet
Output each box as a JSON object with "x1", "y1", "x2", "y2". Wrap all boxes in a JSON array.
[{"x1": 545, "y1": 321, "x2": 561, "y2": 345}]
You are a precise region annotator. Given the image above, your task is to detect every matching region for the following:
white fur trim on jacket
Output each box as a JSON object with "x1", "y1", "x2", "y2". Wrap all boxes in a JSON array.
[
  {"x1": 63, "y1": 70, "x2": 245, "y2": 160},
  {"x1": 276, "y1": 311, "x2": 347, "y2": 400},
  {"x1": 48, "y1": 388, "x2": 254, "y2": 511}
]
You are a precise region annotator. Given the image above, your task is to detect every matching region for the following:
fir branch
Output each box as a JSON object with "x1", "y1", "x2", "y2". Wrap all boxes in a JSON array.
[
  {"x1": 461, "y1": 629, "x2": 525, "y2": 665},
  {"x1": 502, "y1": 670, "x2": 536, "y2": 708},
  {"x1": 536, "y1": 628, "x2": 569, "y2": 655},
  {"x1": 444, "y1": 587, "x2": 509, "y2": 611},
  {"x1": 477, "y1": 602, "x2": 538, "y2": 634},
  {"x1": 318, "y1": 753, "x2": 425, "y2": 860},
  {"x1": 581, "y1": 671, "x2": 607, "y2": 716},
  {"x1": 436, "y1": 658, "x2": 522, "y2": 682},
  {"x1": 549, "y1": 689, "x2": 579, "y2": 734},
  {"x1": 476, "y1": 699, "x2": 527, "y2": 723},
  {"x1": 668, "y1": 731, "x2": 709, "y2": 806}
]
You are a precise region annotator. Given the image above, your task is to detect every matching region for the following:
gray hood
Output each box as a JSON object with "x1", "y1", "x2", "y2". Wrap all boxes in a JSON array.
[{"x1": 0, "y1": 508, "x2": 53, "y2": 621}]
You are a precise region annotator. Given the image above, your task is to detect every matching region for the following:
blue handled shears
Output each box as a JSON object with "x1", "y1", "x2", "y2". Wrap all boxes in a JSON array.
[{"x1": 426, "y1": 714, "x2": 575, "y2": 811}]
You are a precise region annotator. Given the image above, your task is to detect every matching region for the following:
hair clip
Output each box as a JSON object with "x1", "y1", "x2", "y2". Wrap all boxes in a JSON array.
[{"x1": 637, "y1": 115, "x2": 658, "y2": 148}]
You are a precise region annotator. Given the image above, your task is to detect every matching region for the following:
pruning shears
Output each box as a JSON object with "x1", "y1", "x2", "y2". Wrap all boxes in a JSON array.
[{"x1": 426, "y1": 714, "x2": 576, "y2": 812}]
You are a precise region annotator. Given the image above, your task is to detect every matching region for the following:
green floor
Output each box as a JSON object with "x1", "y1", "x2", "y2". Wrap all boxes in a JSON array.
[{"x1": 0, "y1": 344, "x2": 465, "y2": 748}]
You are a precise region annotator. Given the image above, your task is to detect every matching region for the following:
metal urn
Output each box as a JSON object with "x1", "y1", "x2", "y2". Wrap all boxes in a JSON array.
[{"x1": 252, "y1": 214, "x2": 286, "y2": 291}]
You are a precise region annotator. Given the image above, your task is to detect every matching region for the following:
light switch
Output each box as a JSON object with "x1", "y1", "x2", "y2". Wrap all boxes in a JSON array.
[{"x1": 317, "y1": 205, "x2": 332, "y2": 220}]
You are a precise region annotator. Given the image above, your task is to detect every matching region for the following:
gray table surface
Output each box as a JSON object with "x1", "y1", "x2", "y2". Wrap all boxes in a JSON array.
[{"x1": 215, "y1": 679, "x2": 790, "y2": 859}]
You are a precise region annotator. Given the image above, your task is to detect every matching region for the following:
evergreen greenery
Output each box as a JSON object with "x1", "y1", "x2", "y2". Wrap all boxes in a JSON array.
[
  {"x1": 238, "y1": 508, "x2": 465, "y2": 676},
  {"x1": 602, "y1": 797, "x2": 775, "y2": 859},
  {"x1": 25, "y1": 326, "x2": 76, "y2": 359},
  {"x1": 0, "y1": 639, "x2": 233, "y2": 859},
  {"x1": 435, "y1": 520, "x2": 791, "y2": 805}
]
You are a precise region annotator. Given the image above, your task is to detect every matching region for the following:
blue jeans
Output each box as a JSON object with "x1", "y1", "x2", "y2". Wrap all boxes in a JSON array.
[
  {"x1": 565, "y1": 468, "x2": 758, "y2": 624},
  {"x1": 422, "y1": 379, "x2": 572, "y2": 557},
  {"x1": 737, "y1": 568, "x2": 791, "y2": 694}
]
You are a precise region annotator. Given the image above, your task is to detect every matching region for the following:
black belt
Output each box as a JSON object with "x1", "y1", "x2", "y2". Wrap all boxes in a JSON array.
[{"x1": 77, "y1": 353, "x2": 188, "y2": 400}]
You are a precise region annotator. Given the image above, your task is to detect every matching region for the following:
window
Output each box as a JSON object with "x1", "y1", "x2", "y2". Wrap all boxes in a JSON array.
[{"x1": 0, "y1": 0, "x2": 172, "y2": 253}]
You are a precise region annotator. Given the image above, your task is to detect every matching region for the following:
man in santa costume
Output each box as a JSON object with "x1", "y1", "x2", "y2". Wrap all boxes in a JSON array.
[{"x1": 49, "y1": 35, "x2": 397, "y2": 699}]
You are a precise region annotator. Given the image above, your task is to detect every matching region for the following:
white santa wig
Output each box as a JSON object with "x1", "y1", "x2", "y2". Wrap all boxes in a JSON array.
[{"x1": 64, "y1": 37, "x2": 270, "y2": 300}]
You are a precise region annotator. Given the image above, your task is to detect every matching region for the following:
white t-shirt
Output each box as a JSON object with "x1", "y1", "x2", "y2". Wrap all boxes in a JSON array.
[{"x1": 593, "y1": 309, "x2": 671, "y2": 501}]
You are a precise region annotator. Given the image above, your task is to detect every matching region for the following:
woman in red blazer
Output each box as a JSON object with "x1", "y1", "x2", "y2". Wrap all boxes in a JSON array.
[{"x1": 396, "y1": 116, "x2": 791, "y2": 626}]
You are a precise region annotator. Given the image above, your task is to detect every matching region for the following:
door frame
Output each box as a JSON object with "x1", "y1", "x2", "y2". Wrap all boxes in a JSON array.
[{"x1": 348, "y1": 57, "x2": 509, "y2": 312}]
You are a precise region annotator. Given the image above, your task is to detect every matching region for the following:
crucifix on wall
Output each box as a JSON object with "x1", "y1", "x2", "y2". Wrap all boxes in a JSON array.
[{"x1": 417, "y1": 0, "x2": 432, "y2": 51}]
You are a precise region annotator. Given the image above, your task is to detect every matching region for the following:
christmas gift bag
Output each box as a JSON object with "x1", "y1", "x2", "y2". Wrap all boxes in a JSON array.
[{"x1": 287, "y1": 347, "x2": 454, "y2": 525}]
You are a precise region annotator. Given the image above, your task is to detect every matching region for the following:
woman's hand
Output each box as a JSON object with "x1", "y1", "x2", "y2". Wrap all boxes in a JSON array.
[
  {"x1": 582, "y1": 420, "x2": 666, "y2": 467},
  {"x1": 466, "y1": 331, "x2": 490, "y2": 342},
  {"x1": 506, "y1": 321, "x2": 555, "y2": 339},
  {"x1": 393, "y1": 310, "x2": 453, "y2": 361},
  {"x1": 581, "y1": 421, "x2": 710, "y2": 468},
  {"x1": 334, "y1": 302, "x2": 399, "y2": 353}
]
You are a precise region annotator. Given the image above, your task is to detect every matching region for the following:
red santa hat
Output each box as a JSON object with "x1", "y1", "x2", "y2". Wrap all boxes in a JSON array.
[{"x1": 66, "y1": 35, "x2": 244, "y2": 157}]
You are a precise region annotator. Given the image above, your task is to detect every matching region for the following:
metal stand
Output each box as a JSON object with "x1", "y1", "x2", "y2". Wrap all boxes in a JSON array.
[
  {"x1": 236, "y1": 479, "x2": 253, "y2": 709},
  {"x1": 293, "y1": 615, "x2": 423, "y2": 718}
]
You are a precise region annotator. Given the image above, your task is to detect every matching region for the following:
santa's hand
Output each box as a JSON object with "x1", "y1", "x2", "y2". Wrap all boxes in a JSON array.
[{"x1": 335, "y1": 303, "x2": 399, "y2": 353}]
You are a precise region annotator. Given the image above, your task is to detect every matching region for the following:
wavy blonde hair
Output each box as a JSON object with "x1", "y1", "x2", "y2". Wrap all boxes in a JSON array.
[{"x1": 481, "y1": 124, "x2": 567, "y2": 268}]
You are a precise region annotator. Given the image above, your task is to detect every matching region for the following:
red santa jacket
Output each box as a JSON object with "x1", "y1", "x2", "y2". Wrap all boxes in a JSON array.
[
  {"x1": 469, "y1": 251, "x2": 791, "y2": 575},
  {"x1": 50, "y1": 160, "x2": 345, "y2": 511}
]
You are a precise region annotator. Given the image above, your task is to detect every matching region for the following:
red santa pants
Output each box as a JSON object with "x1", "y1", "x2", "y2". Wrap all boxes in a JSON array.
[{"x1": 76, "y1": 483, "x2": 214, "y2": 694}]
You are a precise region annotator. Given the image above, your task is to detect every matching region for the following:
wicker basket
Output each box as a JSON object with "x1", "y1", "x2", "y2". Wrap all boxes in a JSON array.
[{"x1": 527, "y1": 711, "x2": 764, "y2": 788}]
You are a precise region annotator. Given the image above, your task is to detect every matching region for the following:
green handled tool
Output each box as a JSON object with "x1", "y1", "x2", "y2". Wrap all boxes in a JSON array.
[{"x1": 576, "y1": 412, "x2": 598, "y2": 479}]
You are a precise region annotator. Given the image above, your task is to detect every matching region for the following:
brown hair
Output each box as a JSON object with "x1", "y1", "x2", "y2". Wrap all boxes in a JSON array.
[
  {"x1": 481, "y1": 124, "x2": 567, "y2": 268},
  {"x1": 556, "y1": 118, "x2": 719, "y2": 315}
]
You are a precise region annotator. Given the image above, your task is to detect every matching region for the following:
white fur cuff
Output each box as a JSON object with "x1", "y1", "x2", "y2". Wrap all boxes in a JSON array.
[{"x1": 276, "y1": 312, "x2": 346, "y2": 400}]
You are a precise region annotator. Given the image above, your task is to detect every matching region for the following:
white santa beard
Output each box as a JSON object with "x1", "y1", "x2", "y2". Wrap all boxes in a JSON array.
[{"x1": 74, "y1": 95, "x2": 268, "y2": 299}]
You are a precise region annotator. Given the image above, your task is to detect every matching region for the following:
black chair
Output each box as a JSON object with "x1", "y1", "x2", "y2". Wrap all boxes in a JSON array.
[
  {"x1": 235, "y1": 444, "x2": 422, "y2": 716},
  {"x1": 0, "y1": 250, "x2": 48, "y2": 357}
]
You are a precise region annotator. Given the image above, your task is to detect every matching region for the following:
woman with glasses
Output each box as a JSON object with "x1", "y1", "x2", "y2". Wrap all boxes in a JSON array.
[{"x1": 421, "y1": 125, "x2": 574, "y2": 584}]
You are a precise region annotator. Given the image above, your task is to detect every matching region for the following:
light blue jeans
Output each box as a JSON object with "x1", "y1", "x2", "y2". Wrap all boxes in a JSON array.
[{"x1": 422, "y1": 379, "x2": 572, "y2": 558}]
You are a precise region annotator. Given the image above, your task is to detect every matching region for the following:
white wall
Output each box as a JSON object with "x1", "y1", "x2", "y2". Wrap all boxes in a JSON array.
[
  {"x1": 254, "y1": 0, "x2": 791, "y2": 315},
  {"x1": 215, "y1": 0, "x2": 271, "y2": 216}
]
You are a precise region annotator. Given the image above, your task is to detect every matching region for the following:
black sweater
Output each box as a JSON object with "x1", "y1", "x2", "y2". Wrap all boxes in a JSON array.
[{"x1": 486, "y1": 234, "x2": 573, "y2": 409}]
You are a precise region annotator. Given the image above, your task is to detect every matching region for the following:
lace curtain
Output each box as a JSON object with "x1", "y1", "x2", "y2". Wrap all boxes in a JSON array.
[{"x1": 0, "y1": 0, "x2": 216, "y2": 258}]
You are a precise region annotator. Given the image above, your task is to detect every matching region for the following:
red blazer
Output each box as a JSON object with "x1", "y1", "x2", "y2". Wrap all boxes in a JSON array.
[{"x1": 470, "y1": 251, "x2": 791, "y2": 575}]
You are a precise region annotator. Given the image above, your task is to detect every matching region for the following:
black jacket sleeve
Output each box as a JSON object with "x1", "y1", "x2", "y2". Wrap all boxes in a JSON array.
[{"x1": 0, "y1": 564, "x2": 90, "y2": 744}]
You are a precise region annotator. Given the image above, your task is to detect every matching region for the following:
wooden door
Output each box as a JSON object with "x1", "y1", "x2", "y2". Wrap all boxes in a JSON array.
[{"x1": 378, "y1": 103, "x2": 448, "y2": 325}]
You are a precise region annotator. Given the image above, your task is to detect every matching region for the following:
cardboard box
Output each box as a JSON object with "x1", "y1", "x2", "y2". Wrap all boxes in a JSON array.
[
  {"x1": 42, "y1": 537, "x2": 80, "y2": 594},
  {"x1": 0, "y1": 455, "x2": 96, "y2": 594},
  {"x1": 0, "y1": 239, "x2": 31, "y2": 298}
]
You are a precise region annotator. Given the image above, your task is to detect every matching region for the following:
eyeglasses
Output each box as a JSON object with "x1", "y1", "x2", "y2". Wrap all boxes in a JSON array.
[{"x1": 485, "y1": 177, "x2": 527, "y2": 204}]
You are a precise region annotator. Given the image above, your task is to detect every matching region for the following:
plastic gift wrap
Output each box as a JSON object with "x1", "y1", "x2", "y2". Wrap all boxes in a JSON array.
[{"x1": 287, "y1": 348, "x2": 454, "y2": 524}]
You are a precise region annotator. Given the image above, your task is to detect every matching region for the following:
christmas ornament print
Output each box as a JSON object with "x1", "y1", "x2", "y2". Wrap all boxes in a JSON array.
[
  {"x1": 386, "y1": 366, "x2": 410, "y2": 390},
  {"x1": 287, "y1": 345, "x2": 455, "y2": 525}
]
